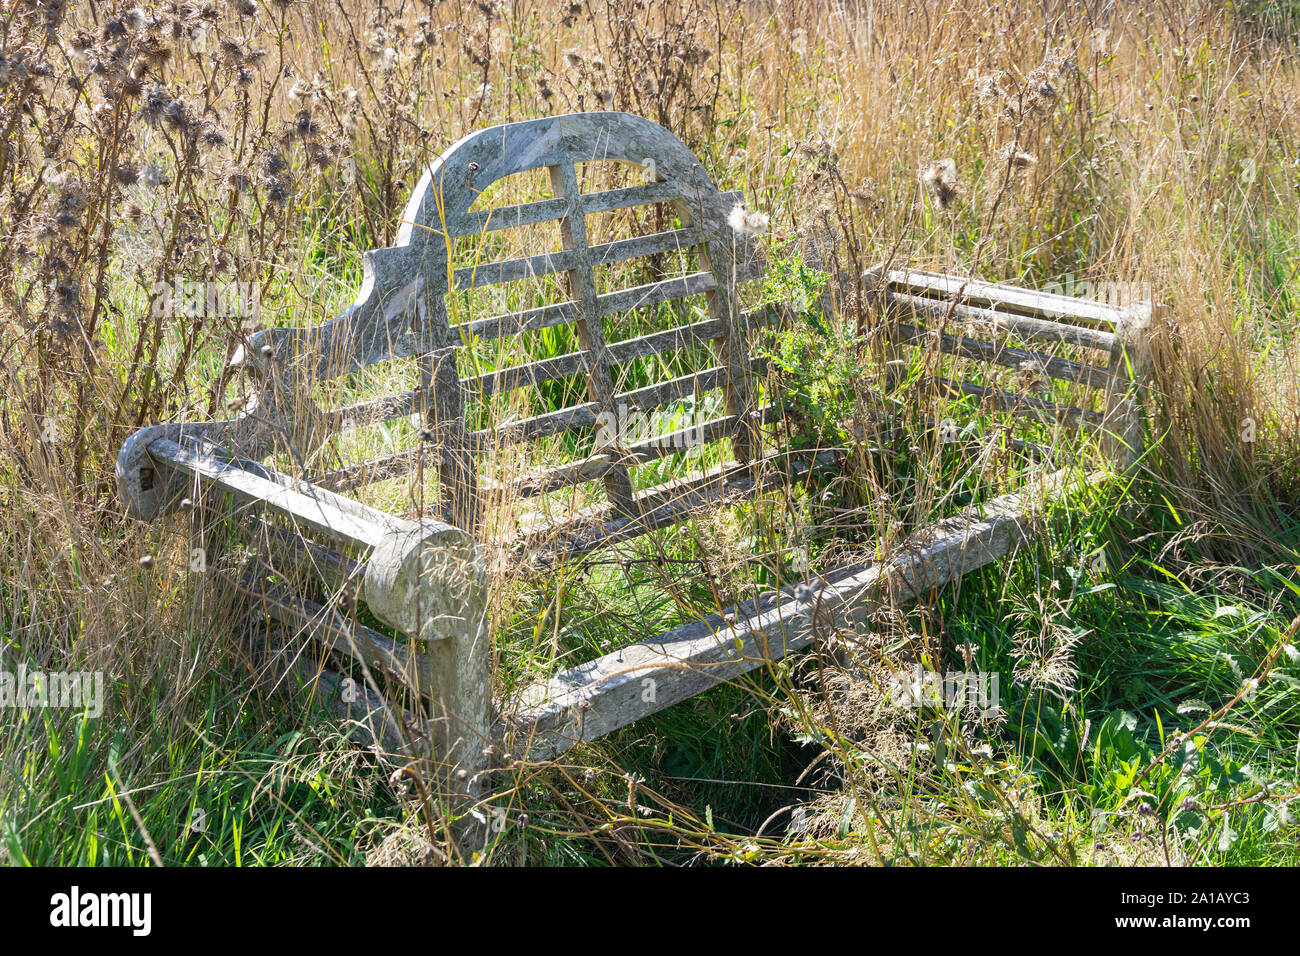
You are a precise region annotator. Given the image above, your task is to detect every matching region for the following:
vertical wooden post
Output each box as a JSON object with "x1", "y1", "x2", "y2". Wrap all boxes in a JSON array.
[
  {"x1": 415, "y1": 262, "x2": 480, "y2": 534},
  {"x1": 689, "y1": 194, "x2": 757, "y2": 468},
  {"x1": 1103, "y1": 301, "x2": 1153, "y2": 472},
  {"x1": 864, "y1": 265, "x2": 906, "y2": 392},
  {"x1": 363, "y1": 521, "x2": 491, "y2": 797},
  {"x1": 547, "y1": 162, "x2": 639, "y2": 517}
]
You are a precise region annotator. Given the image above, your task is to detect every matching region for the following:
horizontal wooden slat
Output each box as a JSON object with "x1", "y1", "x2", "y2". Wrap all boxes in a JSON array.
[
  {"x1": 582, "y1": 180, "x2": 681, "y2": 215},
  {"x1": 452, "y1": 196, "x2": 574, "y2": 236},
  {"x1": 452, "y1": 269, "x2": 717, "y2": 343},
  {"x1": 323, "y1": 312, "x2": 732, "y2": 439},
  {"x1": 329, "y1": 391, "x2": 421, "y2": 432},
  {"x1": 461, "y1": 300, "x2": 578, "y2": 342},
  {"x1": 449, "y1": 180, "x2": 688, "y2": 236},
  {"x1": 494, "y1": 407, "x2": 778, "y2": 500},
  {"x1": 883, "y1": 290, "x2": 1119, "y2": 353},
  {"x1": 464, "y1": 317, "x2": 726, "y2": 398},
  {"x1": 468, "y1": 351, "x2": 594, "y2": 398},
  {"x1": 596, "y1": 270, "x2": 717, "y2": 316},
  {"x1": 498, "y1": 467, "x2": 1108, "y2": 759},
  {"x1": 520, "y1": 457, "x2": 772, "y2": 559},
  {"x1": 314, "y1": 366, "x2": 736, "y2": 492},
  {"x1": 454, "y1": 248, "x2": 580, "y2": 290},
  {"x1": 486, "y1": 365, "x2": 730, "y2": 447},
  {"x1": 894, "y1": 323, "x2": 1116, "y2": 389},
  {"x1": 314, "y1": 450, "x2": 422, "y2": 494},
  {"x1": 607, "y1": 317, "x2": 725, "y2": 364},
  {"x1": 238, "y1": 567, "x2": 436, "y2": 694},
  {"x1": 924, "y1": 376, "x2": 1104, "y2": 425},
  {"x1": 915, "y1": 416, "x2": 1063, "y2": 464},
  {"x1": 588, "y1": 226, "x2": 702, "y2": 267},
  {"x1": 252, "y1": 517, "x2": 364, "y2": 596},
  {"x1": 878, "y1": 268, "x2": 1133, "y2": 327}
]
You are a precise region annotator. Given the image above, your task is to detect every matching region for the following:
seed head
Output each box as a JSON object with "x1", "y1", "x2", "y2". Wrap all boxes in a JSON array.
[{"x1": 920, "y1": 158, "x2": 960, "y2": 211}]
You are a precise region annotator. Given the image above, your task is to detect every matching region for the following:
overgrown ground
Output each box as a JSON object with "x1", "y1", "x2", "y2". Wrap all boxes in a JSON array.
[{"x1": 3, "y1": 0, "x2": 1300, "y2": 865}]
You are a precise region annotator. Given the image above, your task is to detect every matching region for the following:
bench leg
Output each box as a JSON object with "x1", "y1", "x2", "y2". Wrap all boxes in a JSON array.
[{"x1": 363, "y1": 522, "x2": 491, "y2": 799}]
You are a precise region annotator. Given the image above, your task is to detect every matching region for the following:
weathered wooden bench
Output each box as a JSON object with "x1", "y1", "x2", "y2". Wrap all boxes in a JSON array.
[{"x1": 116, "y1": 112, "x2": 1150, "y2": 802}]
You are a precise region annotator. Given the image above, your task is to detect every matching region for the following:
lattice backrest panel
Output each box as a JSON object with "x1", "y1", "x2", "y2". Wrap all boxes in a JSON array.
[
  {"x1": 869, "y1": 267, "x2": 1150, "y2": 466},
  {"x1": 242, "y1": 113, "x2": 767, "y2": 531}
]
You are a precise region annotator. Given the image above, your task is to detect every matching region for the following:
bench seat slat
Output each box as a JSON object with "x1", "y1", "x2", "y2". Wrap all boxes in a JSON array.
[{"x1": 587, "y1": 226, "x2": 703, "y2": 267}]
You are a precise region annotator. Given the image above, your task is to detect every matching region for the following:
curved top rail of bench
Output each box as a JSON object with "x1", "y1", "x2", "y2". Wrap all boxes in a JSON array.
[{"x1": 236, "y1": 111, "x2": 759, "y2": 386}]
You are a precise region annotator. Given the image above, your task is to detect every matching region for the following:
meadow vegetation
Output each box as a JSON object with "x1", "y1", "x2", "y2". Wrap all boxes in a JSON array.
[{"x1": 2, "y1": 0, "x2": 1300, "y2": 865}]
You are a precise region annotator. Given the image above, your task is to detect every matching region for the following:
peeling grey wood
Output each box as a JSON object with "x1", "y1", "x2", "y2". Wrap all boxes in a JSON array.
[
  {"x1": 880, "y1": 268, "x2": 1128, "y2": 327},
  {"x1": 882, "y1": 289, "x2": 1119, "y2": 354},
  {"x1": 498, "y1": 468, "x2": 1106, "y2": 760},
  {"x1": 893, "y1": 322, "x2": 1115, "y2": 389}
]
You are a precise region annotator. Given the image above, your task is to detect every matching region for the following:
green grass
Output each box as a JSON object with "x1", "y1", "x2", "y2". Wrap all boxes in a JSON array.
[{"x1": 1, "y1": 681, "x2": 392, "y2": 866}]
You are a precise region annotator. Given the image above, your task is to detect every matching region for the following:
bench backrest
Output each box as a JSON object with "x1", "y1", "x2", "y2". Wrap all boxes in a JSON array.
[
  {"x1": 868, "y1": 267, "x2": 1150, "y2": 469},
  {"x1": 242, "y1": 112, "x2": 768, "y2": 550}
]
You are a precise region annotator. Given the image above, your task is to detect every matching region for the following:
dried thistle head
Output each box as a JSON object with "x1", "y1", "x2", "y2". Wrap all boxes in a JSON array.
[
  {"x1": 727, "y1": 204, "x2": 769, "y2": 236},
  {"x1": 1000, "y1": 141, "x2": 1038, "y2": 171},
  {"x1": 919, "y1": 158, "x2": 960, "y2": 211}
]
